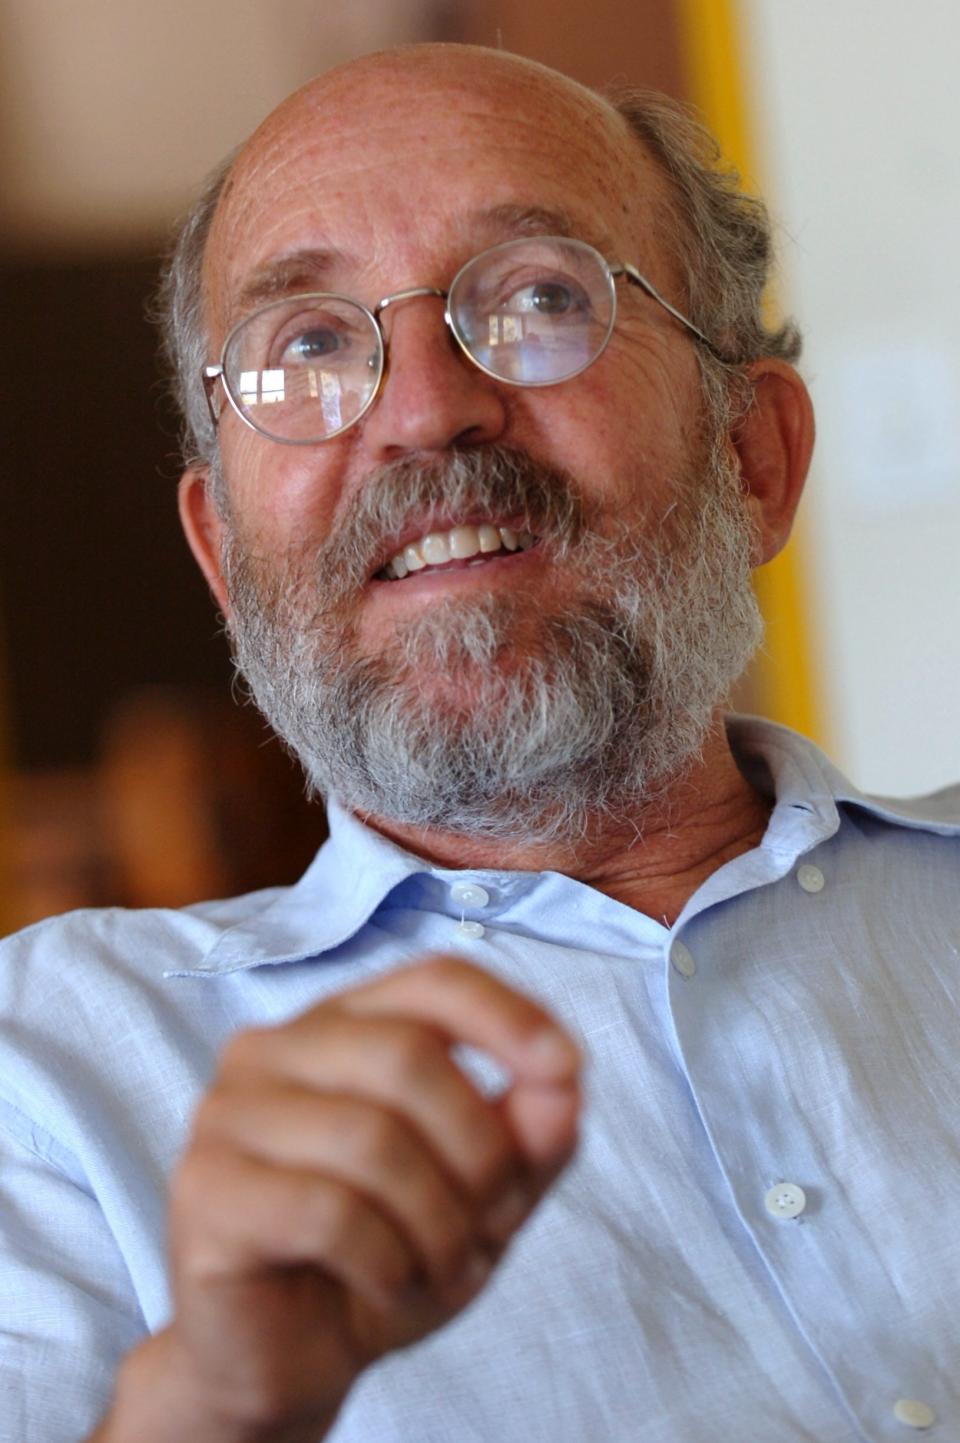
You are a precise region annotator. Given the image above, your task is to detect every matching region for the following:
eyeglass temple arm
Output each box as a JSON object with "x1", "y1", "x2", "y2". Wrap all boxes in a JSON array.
[
  {"x1": 614, "y1": 264, "x2": 725, "y2": 361},
  {"x1": 202, "y1": 364, "x2": 224, "y2": 432}
]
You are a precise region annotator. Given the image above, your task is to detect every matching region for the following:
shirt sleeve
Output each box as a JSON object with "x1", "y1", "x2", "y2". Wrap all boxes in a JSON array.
[{"x1": 0, "y1": 1101, "x2": 145, "y2": 1442}]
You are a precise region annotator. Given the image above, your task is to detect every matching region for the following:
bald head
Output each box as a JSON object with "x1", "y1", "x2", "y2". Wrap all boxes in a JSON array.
[
  {"x1": 204, "y1": 45, "x2": 657, "y2": 340},
  {"x1": 225, "y1": 44, "x2": 631, "y2": 190},
  {"x1": 240, "y1": 43, "x2": 621, "y2": 146}
]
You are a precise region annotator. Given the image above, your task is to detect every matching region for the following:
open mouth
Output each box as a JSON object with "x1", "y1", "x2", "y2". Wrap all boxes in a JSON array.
[{"x1": 377, "y1": 523, "x2": 539, "y2": 580}]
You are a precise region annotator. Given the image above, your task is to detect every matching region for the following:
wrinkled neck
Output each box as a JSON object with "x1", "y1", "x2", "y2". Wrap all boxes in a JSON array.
[{"x1": 360, "y1": 721, "x2": 771, "y2": 926}]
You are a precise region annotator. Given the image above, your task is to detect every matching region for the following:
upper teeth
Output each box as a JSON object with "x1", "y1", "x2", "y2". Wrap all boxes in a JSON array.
[{"x1": 383, "y1": 524, "x2": 537, "y2": 579}]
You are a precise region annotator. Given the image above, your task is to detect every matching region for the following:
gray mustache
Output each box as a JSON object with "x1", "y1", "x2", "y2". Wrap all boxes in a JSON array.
[{"x1": 325, "y1": 447, "x2": 587, "y2": 592}]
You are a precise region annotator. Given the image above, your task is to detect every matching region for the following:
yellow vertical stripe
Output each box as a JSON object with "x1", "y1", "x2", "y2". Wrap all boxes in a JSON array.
[{"x1": 676, "y1": 0, "x2": 824, "y2": 742}]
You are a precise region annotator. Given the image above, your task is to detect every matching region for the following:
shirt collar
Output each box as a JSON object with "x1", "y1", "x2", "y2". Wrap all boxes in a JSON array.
[
  {"x1": 185, "y1": 716, "x2": 960, "y2": 976},
  {"x1": 729, "y1": 714, "x2": 960, "y2": 837},
  {"x1": 183, "y1": 803, "x2": 427, "y2": 975}
]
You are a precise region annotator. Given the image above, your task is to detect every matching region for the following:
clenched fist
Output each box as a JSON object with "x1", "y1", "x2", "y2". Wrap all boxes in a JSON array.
[{"x1": 92, "y1": 956, "x2": 583, "y2": 1443}]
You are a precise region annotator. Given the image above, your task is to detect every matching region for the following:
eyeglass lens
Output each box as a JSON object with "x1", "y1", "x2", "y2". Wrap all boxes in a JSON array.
[
  {"x1": 225, "y1": 296, "x2": 383, "y2": 443},
  {"x1": 221, "y1": 237, "x2": 618, "y2": 443},
  {"x1": 450, "y1": 237, "x2": 615, "y2": 385}
]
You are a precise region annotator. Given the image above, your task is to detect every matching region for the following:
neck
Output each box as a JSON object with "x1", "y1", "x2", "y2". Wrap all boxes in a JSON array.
[{"x1": 358, "y1": 717, "x2": 771, "y2": 927}]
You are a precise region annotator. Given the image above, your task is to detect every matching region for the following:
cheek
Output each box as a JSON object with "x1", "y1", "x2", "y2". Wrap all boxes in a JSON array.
[
  {"x1": 219, "y1": 423, "x2": 345, "y2": 547},
  {"x1": 515, "y1": 343, "x2": 703, "y2": 510},
  {"x1": 609, "y1": 332, "x2": 704, "y2": 445}
]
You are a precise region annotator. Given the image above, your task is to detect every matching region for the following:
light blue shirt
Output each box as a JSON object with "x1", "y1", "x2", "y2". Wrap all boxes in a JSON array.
[{"x1": 2, "y1": 717, "x2": 960, "y2": 1443}]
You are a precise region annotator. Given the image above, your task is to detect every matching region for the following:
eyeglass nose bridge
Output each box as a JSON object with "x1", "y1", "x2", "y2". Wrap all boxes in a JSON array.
[
  {"x1": 374, "y1": 285, "x2": 448, "y2": 320},
  {"x1": 373, "y1": 285, "x2": 456, "y2": 358},
  {"x1": 372, "y1": 284, "x2": 477, "y2": 391}
]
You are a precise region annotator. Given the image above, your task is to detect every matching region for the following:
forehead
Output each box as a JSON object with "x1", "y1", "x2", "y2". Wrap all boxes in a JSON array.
[{"x1": 204, "y1": 50, "x2": 674, "y2": 336}]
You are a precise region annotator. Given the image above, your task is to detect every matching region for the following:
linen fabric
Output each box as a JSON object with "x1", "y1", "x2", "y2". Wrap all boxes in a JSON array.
[{"x1": 1, "y1": 716, "x2": 959, "y2": 1442}]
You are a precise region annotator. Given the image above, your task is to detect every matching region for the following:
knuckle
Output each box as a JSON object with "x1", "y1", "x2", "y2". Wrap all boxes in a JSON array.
[
  {"x1": 219, "y1": 1024, "x2": 271, "y2": 1075},
  {"x1": 304, "y1": 1181, "x2": 415, "y2": 1296},
  {"x1": 467, "y1": 1128, "x2": 514, "y2": 1196},
  {"x1": 422, "y1": 1197, "x2": 473, "y2": 1277},
  {"x1": 330, "y1": 1101, "x2": 408, "y2": 1177},
  {"x1": 379, "y1": 1024, "x2": 445, "y2": 1093},
  {"x1": 302, "y1": 1175, "x2": 359, "y2": 1256},
  {"x1": 356, "y1": 1107, "x2": 409, "y2": 1173},
  {"x1": 411, "y1": 954, "x2": 475, "y2": 986},
  {"x1": 172, "y1": 1142, "x2": 223, "y2": 1207},
  {"x1": 168, "y1": 1150, "x2": 234, "y2": 1257},
  {"x1": 190, "y1": 1085, "x2": 239, "y2": 1143}
]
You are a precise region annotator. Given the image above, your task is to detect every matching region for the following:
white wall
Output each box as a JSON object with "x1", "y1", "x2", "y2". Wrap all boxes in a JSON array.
[{"x1": 741, "y1": 0, "x2": 960, "y2": 796}]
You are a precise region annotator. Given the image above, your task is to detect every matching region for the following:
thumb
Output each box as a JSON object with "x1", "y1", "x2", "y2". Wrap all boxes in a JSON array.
[{"x1": 499, "y1": 1075, "x2": 582, "y2": 1171}]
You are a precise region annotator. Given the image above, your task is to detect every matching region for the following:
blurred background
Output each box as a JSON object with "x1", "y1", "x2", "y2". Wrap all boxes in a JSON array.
[{"x1": 0, "y1": 0, "x2": 957, "y2": 930}]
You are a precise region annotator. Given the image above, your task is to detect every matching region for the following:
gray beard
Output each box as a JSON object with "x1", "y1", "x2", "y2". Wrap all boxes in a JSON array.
[{"x1": 217, "y1": 443, "x2": 762, "y2": 846}]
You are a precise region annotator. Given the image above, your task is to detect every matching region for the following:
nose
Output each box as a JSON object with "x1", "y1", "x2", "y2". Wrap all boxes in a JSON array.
[{"x1": 358, "y1": 292, "x2": 508, "y2": 462}]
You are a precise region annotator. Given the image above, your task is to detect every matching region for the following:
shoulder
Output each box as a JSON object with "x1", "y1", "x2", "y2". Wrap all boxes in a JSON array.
[
  {"x1": 0, "y1": 885, "x2": 288, "y2": 1014},
  {"x1": 852, "y1": 780, "x2": 960, "y2": 834},
  {"x1": 728, "y1": 713, "x2": 960, "y2": 836}
]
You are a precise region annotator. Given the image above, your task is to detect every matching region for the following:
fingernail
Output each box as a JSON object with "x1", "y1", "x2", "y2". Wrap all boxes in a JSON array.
[{"x1": 528, "y1": 1027, "x2": 581, "y2": 1072}]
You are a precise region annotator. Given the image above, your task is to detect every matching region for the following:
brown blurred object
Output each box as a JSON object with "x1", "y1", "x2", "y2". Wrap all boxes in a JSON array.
[
  {"x1": 457, "y1": 0, "x2": 685, "y2": 95},
  {"x1": 6, "y1": 689, "x2": 325, "y2": 930},
  {"x1": 7, "y1": 769, "x2": 108, "y2": 930}
]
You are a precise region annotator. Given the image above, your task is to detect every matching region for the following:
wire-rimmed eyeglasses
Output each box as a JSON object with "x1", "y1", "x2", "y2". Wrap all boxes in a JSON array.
[{"x1": 202, "y1": 235, "x2": 721, "y2": 446}]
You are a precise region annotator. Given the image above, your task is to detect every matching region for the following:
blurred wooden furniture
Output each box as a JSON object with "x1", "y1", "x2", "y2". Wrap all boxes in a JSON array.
[{"x1": 6, "y1": 688, "x2": 325, "y2": 930}]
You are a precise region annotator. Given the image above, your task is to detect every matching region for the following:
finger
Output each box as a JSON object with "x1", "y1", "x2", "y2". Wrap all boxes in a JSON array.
[
  {"x1": 196, "y1": 1085, "x2": 478, "y2": 1287},
  {"x1": 222, "y1": 1013, "x2": 520, "y2": 1197},
  {"x1": 499, "y1": 1077, "x2": 582, "y2": 1172},
  {"x1": 475, "y1": 1081, "x2": 581, "y2": 1248},
  {"x1": 335, "y1": 955, "x2": 582, "y2": 1085},
  {"x1": 173, "y1": 1146, "x2": 419, "y2": 1312}
]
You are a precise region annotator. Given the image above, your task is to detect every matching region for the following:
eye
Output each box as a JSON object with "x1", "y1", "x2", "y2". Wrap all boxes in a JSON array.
[
  {"x1": 257, "y1": 301, "x2": 373, "y2": 370},
  {"x1": 522, "y1": 280, "x2": 579, "y2": 314},
  {"x1": 498, "y1": 273, "x2": 591, "y2": 319},
  {"x1": 281, "y1": 321, "x2": 347, "y2": 363}
]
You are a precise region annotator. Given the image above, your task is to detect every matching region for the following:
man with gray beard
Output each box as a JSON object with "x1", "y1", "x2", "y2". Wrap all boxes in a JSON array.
[{"x1": 4, "y1": 43, "x2": 960, "y2": 1443}]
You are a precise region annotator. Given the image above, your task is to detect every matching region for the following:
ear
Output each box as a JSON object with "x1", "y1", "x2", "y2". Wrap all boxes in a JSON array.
[
  {"x1": 731, "y1": 359, "x2": 815, "y2": 565},
  {"x1": 178, "y1": 465, "x2": 231, "y2": 615}
]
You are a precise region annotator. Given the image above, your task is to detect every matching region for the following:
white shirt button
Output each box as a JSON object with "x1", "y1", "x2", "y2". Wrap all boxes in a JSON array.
[
  {"x1": 764, "y1": 1182, "x2": 806, "y2": 1219},
  {"x1": 450, "y1": 881, "x2": 490, "y2": 909},
  {"x1": 457, "y1": 920, "x2": 485, "y2": 940},
  {"x1": 893, "y1": 1399, "x2": 936, "y2": 1429},
  {"x1": 671, "y1": 942, "x2": 696, "y2": 978},
  {"x1": 797, "y1": 863, "x2": 825, "y2": 893}
]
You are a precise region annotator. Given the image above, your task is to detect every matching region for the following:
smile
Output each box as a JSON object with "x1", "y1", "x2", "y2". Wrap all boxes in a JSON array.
[{"x1": 379, "y1": 523, "x2": 539, "y2": 580}]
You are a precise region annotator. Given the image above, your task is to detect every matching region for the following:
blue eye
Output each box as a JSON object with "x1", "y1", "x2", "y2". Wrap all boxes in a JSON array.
[
  {"x1": 286, "y1": 327, "x2": 344, "y2": 360},
  {"x1": 527, "y1": 281, "x2": 577, "y2": 314},
  {"x1": 499, "y1": 275, "x2": 591, "y2": 318}
]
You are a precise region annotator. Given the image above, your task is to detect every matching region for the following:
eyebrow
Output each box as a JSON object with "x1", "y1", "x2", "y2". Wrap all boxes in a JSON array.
[
  {"x1": 225, "y1": 206, "x2": 623, "y2": 330},
  {"x1": 228, "y1": 247, "x2": 347, "y2": 329},
  {"x1": 471, "y1": 203, "x2": 620, "y2": 259}
]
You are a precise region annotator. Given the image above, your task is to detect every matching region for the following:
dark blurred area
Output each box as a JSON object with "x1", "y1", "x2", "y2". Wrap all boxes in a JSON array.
[
  {"x1": 0, "y1": 255, "x2": 226, "y2": 768},
  {"x1": 0, "y1": 252, "x2": 327, "y2": 925}
]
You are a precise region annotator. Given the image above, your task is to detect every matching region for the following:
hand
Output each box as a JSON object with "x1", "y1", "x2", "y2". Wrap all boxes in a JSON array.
[{"x1": 143, "y1": 956, "x2": 582, "y2": 1441}]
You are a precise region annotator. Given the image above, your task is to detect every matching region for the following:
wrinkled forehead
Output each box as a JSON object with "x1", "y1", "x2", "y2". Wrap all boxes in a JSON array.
[{"x1": 203, "y1": 48, "x2": 676, "y2": 341}]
